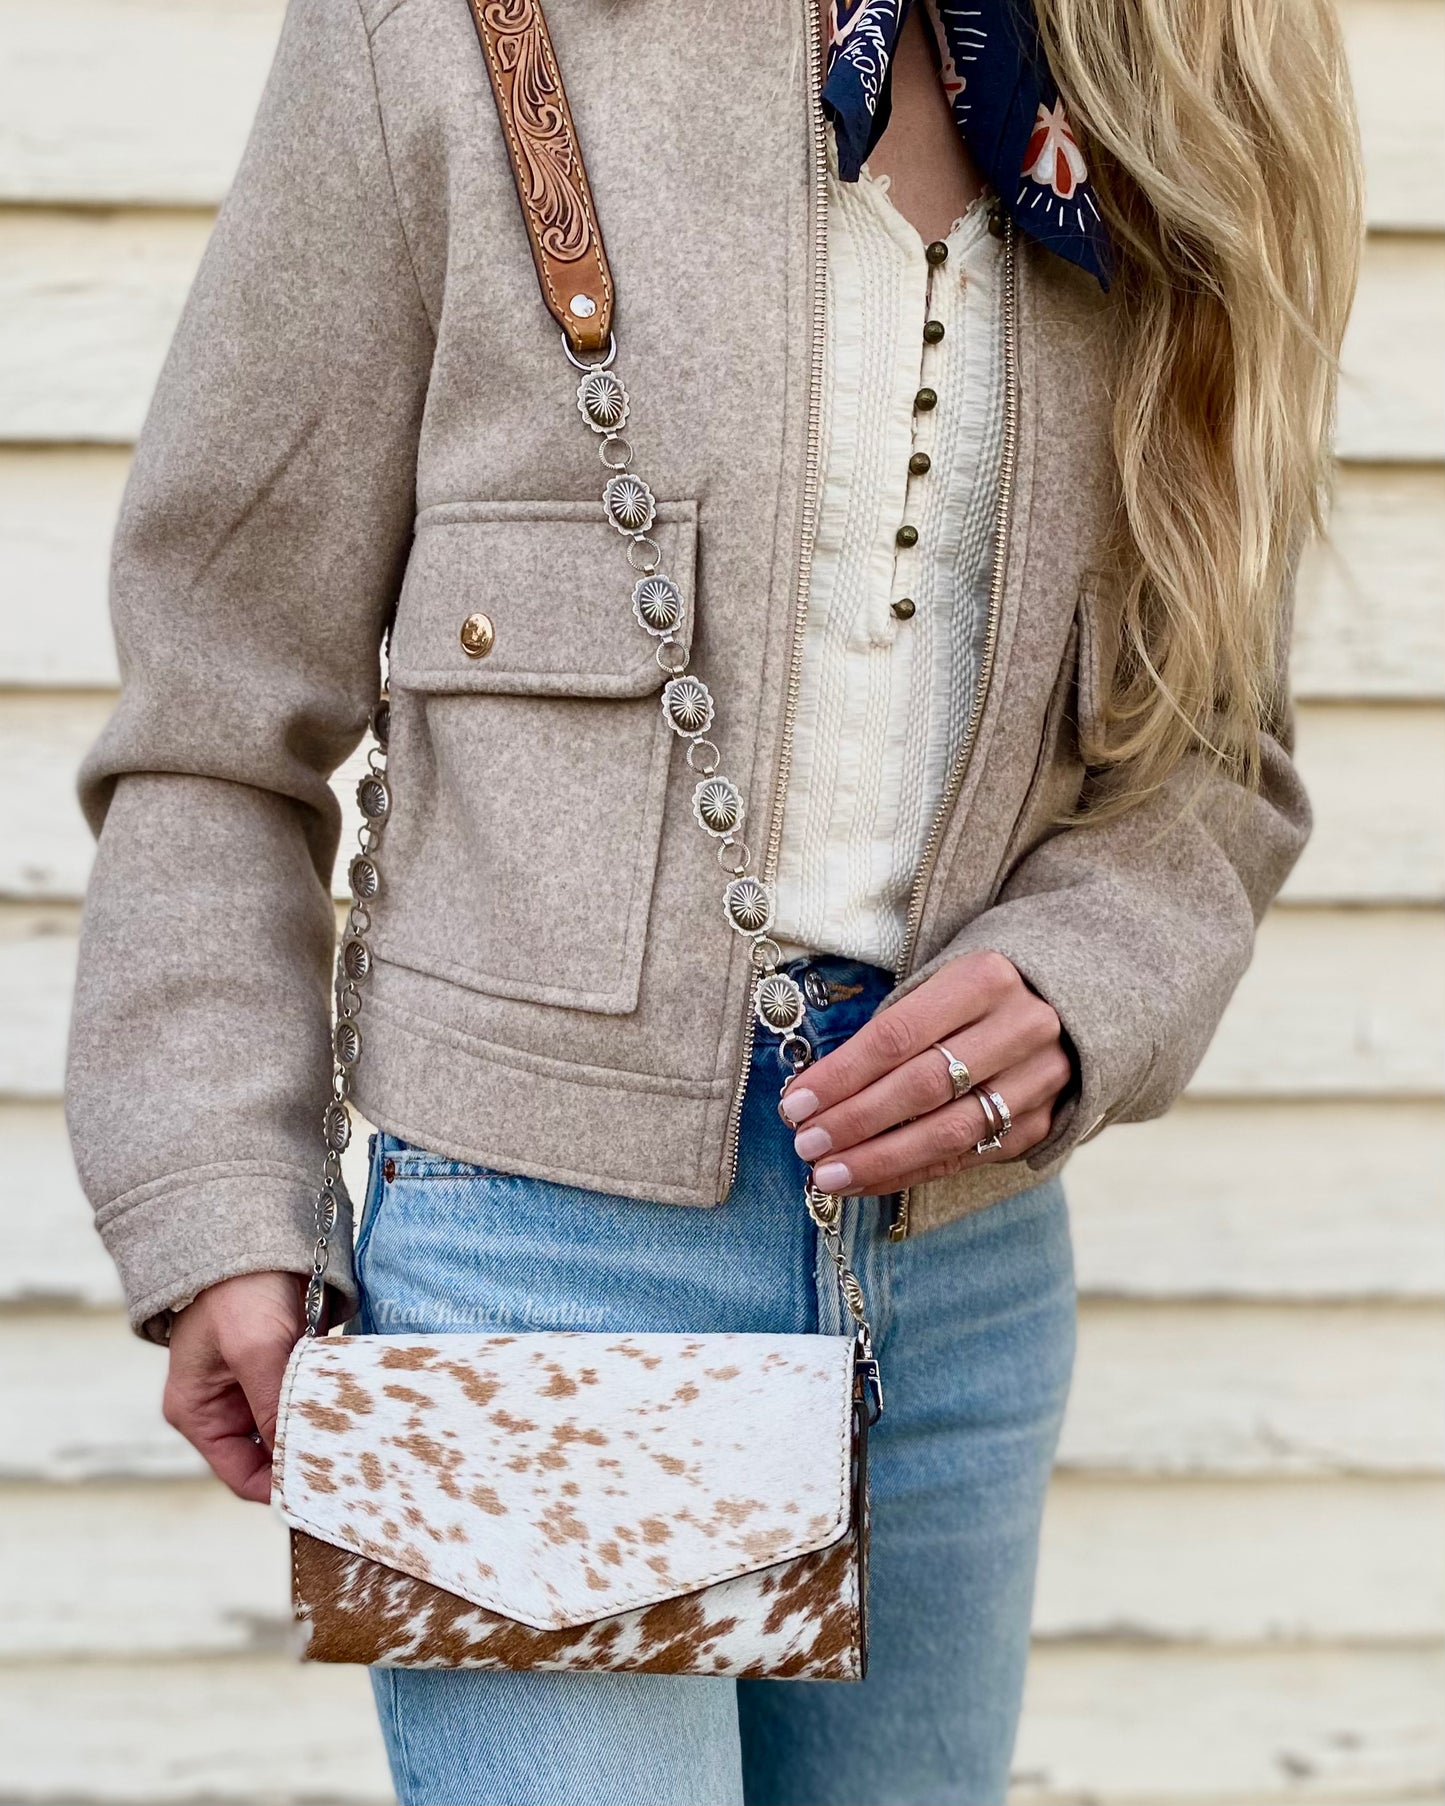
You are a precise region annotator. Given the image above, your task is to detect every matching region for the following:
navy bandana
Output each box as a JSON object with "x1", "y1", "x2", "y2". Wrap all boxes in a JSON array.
[{"x1": 822, "y1": 0, "x2": 1112, "y2": 287}]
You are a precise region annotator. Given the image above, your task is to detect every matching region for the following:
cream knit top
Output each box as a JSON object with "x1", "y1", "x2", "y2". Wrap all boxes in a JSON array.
[{"x1": 772, "y1": 144, "x2": 1007, "y2": 970}]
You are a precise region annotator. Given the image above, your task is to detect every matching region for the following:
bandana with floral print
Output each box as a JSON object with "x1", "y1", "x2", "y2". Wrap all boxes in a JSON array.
[{"x1": 823, "y1": 0, "x2": 1112, "y2": 287}]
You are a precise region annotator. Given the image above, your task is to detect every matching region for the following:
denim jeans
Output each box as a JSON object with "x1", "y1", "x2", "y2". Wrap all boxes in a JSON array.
[{"x1": 353, "y1": 955, "x2": 1076, "y2": 1806}]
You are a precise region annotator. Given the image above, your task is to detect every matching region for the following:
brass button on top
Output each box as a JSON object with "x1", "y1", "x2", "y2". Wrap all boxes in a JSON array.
[
  {"x1": 908, "y1": 451, "x2": 932, "y2": 477},
  {"x1": 460, "y1": 612, "x2": 495, "y2": 658},
  {"x1": 923, "y1": 319, "x2": 945, "y2": 344},
  {"x1": 925, "y1": 239, "x2": 949, "y2": 266},
  {"x1": 895, "y1": 523, "x2": 919, "y2": 549},
  {"x1": 891, "y1": 597, "x2": 916, "y2": 621},
  {"x1": 914, "y1": 387, "x2": 938, "y2": 412}
]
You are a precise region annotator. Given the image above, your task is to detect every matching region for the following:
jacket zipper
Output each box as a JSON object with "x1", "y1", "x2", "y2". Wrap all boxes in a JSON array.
[
  {"x1": 889, "y1": 210, "x2": 1021, "y2": 1241},
  {"x1": 719, "y1": 0, "x2": 830, "y2": 1197}
]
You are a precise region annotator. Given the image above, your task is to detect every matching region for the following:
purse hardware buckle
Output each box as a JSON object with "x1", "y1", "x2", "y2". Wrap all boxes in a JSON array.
[{"x1": 853, "y1": 1347, "x2": 884, "y2": 1425}]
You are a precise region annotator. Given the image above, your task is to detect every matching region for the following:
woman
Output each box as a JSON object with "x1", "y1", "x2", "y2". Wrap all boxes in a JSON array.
[{"x1": 66, "y1": 0, "x2": 1361, "y2": 1799}]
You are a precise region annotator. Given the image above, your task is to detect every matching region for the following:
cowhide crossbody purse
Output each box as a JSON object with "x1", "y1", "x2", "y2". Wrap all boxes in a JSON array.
[{"x1": 268, "y1": 0, "x2": 883, "y2": 1680}]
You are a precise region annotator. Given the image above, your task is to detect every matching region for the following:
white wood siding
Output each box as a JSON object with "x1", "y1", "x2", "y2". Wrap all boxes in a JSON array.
[{"x1": 0, "y1": 3, "x2": 1439, "y2": 1802}]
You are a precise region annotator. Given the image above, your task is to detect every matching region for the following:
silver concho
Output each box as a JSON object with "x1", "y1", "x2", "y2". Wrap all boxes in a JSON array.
[
  {"x1": 316, "y1": 1186, "x2": 339, "y2": 1236},
  {"x1": 603, "y1": 472, "x2": 656, "y2": 536},
  {"x1": 723, "y1": 875, "x2": 773, "y2": 936},
  {"x1": 349, "y1": 854, "x2": 379, "y2": 900},
  {"x1": 356, "y1": 773, "x2": 390, "y2": 822},
  {"x1": 692, "y1": 776, "x2": 744, "y2": 838},
  {"x1": 632, "y1": 574, "x2": 683, "y2": 637},
  {"x1": 341, "y1": 936, "x2": 371, "y2": 983},
  {"x1": 577, "y1": 367, "x2": 629, "y2": 435},
  {"x1": 334, "y1": 1019, "x2": 362, "y2": 1066},
  {"x1": 754, "y1": 972, "x2": 806, "y2": 1034},
  {"x1": 662, "y1": 675, "x2": 714, "y2": 736},
  {"x1": 322, "y1": 1100, "x2": 351, "y2": 1152}
]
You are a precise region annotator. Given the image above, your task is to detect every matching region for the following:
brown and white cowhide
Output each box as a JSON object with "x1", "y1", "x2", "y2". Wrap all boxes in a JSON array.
[{"x1": 272, "y1": 1331, "x2": 863, "y2": 1679}]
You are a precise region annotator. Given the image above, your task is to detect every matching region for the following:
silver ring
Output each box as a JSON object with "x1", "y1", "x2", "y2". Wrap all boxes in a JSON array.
[
  {"x1": 974, "y1": 1089, "x2": 1004, "y2": 1155},
  {"x1": 986, "y1": 1089, "x2": 1013, "y2": 1140},
  {"x1": 561, "y1": 328, "x2": 618, "y2": 371},
  {"x1": 934, "y1": 1042, "x2": 972, "y2": 1101}
]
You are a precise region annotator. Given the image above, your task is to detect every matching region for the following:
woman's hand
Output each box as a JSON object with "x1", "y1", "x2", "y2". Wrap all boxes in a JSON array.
[
  {"x1": 164, "y1": 1271, "x2": 306, "y2": 1503},
  {"x1": 781, "y1": 951, "x2": 1072, "y2": 1195}
]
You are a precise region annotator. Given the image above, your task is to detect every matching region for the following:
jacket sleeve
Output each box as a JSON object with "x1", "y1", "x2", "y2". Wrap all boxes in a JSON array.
[
  {"x1": 903, "y1": 655, "x2": 1311, "y2": 1171},
  {"x1": 65, "y1": 0, "x2": 434, "y2": 1340}
]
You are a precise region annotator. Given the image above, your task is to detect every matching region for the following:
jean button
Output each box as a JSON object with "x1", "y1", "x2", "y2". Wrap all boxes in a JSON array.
[{"x1": 803, "y1": 969, "x2": 831, "y2": 1011}]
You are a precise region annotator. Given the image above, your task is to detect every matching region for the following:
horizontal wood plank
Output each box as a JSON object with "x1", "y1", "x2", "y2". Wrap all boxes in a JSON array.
[
  {"x1": 0, "y1": 1480, "x2": 289, "y2": 1658},
  {"x1": 1012, "y1": 1643, "x2": 1445, "y2": 1805},
  {"x1": 5, "y1": 453, "x2": 1438, "y2": 697},
  {"x1": 6, "y1": 901, "x2": 1440, "y2": 1103},
  {"x1": 0, "y1": 445, "x2": 127, "y2": 685},
  {"x1": 1035, "y1": 1475, "x2": 1445, "y2": 1645},
  {"x1": 0, "y1": 1644, "x2": 1437, "y2": 1804},
  {"x1": 0, "y1": 906, "x2": 75, "y2": 1101},
  {"x1": 5, "y1": 1300, "x2": 1438, "y2": 1483},
  {"x1": 11, "y1": 694, "x2": 1439, "y2": 903},
  {"x1": 1189, "y1": 906, "x2": 1444, "y2": 1100},
  {"x1": 1, "y1": 0, "x2": 1439, "y2": 230},
  {"x1": 1281, "y1": 704, "x2": 1444, "y2": 901},
  {"x1": 0, "y1": 207, "x2": 211, "y2": 443},
  {"x1": 0, "y1": 1654, "x2": 393, "y2": 1804},
  {"x1": 1059, "y1": 1301, "x2": 1445, "y2": 1478},
  {"x1": 0, "y1": 1103, "x2": 120, "y2": 1306},
  {"x1": 1295, "y1": 463, "x2": 1445, "y2": 700},
  {"x1": 2, "y1": 210, "x2": 1439, "y2": 453},
  {"x1": 10, "y1": 1096, "x2": 1441, "y2": 1311},
  {"x1": 2, "y1": 1471, "x2": 1438, "y2": 1658},
  {"x1": 1336, "y1": 233, "x2": 1445, "y2": 461},
  {"x1": 1342, "y1": 0, "x2": 1445, "y2": 229},
  {"x1": 1068, "y1": 1099, "x2": 1445, "y2": 1300},
  {"x1": 0, "y1": 0, "x2": 283, "y2": 208}
]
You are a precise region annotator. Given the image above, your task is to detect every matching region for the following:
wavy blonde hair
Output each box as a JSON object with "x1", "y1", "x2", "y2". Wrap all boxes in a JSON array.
[{"x1": 1034, "y1": 0, "x2": 1364, "y2": 812}]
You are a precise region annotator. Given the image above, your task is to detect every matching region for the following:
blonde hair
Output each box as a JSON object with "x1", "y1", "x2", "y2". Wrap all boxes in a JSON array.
[{"x1": 1034, "y1": 0, "x2": 1364, "y2": 812}]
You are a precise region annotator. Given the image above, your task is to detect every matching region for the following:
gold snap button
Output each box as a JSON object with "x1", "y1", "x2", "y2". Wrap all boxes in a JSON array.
[
  {"x1": 460, "y1": 612, "x2": 495, "y2": 658},
  {"x1": 891, "y1": 597, "x2": 917, "y2": 620}
]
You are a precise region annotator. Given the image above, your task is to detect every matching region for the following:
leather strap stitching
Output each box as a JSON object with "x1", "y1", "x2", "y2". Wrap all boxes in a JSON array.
[{"x1": 466, "y1": 0, "x2": 615, "y2": 353}]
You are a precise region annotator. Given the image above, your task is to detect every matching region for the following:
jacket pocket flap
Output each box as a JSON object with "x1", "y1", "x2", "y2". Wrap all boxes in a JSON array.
[
  {"x1": 390, "y1": 500, "x2": 696, "y2": 698},
  {"x1": 273, "y1": 1330, "x2": 855, "y2": 1632}
]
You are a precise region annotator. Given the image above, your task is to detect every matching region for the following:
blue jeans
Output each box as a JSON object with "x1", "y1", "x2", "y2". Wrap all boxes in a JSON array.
[{"x1": 353, "y1": 956, "x2": 1076, "y2": 1806}]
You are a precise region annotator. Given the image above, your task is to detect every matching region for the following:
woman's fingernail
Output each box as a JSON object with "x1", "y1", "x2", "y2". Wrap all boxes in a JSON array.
[
  {"x1": 813, "y1": 1160, "x2": 852, "y2": 1192},
  {"x1": 794, "y1": 1126, "x2": 833, "y2": 1161},
  {"x1": 780, "y1": 1088, "x2": 819, "y2": 1124}
]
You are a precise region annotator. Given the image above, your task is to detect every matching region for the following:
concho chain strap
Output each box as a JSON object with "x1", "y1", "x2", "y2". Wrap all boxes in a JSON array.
[{"x1": 307, "y1": 337, "x2": 881, "y2": 1416}]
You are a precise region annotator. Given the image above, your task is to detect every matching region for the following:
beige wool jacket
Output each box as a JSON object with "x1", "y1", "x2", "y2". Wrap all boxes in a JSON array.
[{"x1": 66, "y1": 0, "x2": 1310, "y2": 1339}]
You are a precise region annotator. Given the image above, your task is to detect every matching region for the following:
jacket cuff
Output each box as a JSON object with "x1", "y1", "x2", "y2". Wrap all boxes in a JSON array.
[
  {"x1": 93, "y1": 1163, "x2": 358, "y2": 1344},
  {"x1": 890, "y1": 910, "x2": 1155, "y2": 1171}
]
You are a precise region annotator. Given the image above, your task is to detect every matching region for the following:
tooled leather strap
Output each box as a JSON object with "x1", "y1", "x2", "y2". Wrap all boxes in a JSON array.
[{"x1": 467, "y1": 0, "x2": 615, "y2": 355}]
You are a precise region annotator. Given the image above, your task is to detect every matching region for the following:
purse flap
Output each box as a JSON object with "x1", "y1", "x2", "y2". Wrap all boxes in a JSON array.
[{"x1": 272, "y1": 1330, "x2": 856, "y2": 1632}]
